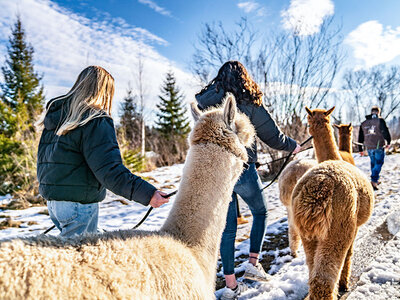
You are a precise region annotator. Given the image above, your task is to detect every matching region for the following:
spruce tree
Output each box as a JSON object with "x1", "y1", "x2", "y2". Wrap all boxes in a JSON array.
[
  {"x1": 0, "y1": 16, "x2": 44, "y2": 195},
  {"x1": 119, "y1": 87, "x2": 142, "y2": 149},
  {"x1": 1, "y1": 16, "x2": 44, "y2": 135},
  {"x1": 156, "y1": 71, "x2": 190, "y2": 140}
]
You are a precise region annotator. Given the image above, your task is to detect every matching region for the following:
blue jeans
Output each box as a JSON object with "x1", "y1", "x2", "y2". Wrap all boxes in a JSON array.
[
  {"x1": 47, "y1": 200, "x2": 99, "y2": 238},
  {"x1": 220, "y1": 163, "x2": 267, "y2": 275},
  {"x1": 367, "y1": 148, "x2": 385, "y2": 183}
]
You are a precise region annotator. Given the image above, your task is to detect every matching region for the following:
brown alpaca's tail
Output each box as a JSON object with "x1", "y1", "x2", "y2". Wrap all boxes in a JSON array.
[{"x1": 292, "y1": 173, "x2": 335, "y2": 240}]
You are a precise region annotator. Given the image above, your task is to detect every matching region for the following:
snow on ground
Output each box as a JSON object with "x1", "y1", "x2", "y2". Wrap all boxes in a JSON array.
[{"x1": 0, "y1": 152, "x2": 399, "y2": 299}]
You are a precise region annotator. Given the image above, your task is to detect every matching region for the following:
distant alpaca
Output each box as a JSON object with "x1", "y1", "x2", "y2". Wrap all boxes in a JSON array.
[
  {"x1": 291, "y1": 107, "x2": 374, "y2": 300},
  {"x1": 279, "y1": 123, "x2": 354, "y2": 257},
  {"x1": 334, "y1": 123, "x2": 355, "y2": 165},
  {"x1": 0, "y1": 95, "x2": 256, "y2": 300}
]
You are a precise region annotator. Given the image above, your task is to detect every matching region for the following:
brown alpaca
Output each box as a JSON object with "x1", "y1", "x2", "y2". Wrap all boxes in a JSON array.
[
  {"x1": 279, "y1": 124, "x2": 354, "y2": 257},
  {"x1": 291, "y1": 107, "x2": 374, "y2": 300},
  {"x1": 334, "y1": 123, "x2": 355, "y2": 165},
  {"x1": 278, "y1": 158, "x2": 317, "y2": 257}
]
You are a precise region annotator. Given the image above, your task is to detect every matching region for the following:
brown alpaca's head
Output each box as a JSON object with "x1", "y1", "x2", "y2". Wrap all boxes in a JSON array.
[
  {"x1": 333, "y1": 123, "x2": 353, "y2": 136},
  {"x1": 305, "y1": 106, "x2": 335, "y2": 136},
  {"x1": 190, "y1": 94, "x2": 255, "y2": 161}
]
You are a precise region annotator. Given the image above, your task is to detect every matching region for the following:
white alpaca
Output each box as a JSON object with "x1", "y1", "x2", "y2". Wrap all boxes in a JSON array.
[{"x1": 0, "y1": 95, "x2": 255, "y2": 300}]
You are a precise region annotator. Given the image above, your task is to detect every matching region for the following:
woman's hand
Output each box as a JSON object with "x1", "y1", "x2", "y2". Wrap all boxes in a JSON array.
[
  {"x1": 149, "y1": 190, "x2": 170, "y2": 208},
  {"x1": 293, "y1": 144, "x2": 302, "y2": 154}
]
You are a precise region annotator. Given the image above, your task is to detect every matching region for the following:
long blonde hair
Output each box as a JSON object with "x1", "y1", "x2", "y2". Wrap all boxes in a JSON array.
[{"x1": 36, "y1": 66, "x2": 115, "y2": 135}]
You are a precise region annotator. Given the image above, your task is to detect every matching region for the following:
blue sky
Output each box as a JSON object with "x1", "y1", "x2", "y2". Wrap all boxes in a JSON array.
[
  {"x1": 49, "y1": 0, "x2": 400, "y2": 68},
  {"x1": 1, "y1": 0, "x2": 400, "y2": 121}
]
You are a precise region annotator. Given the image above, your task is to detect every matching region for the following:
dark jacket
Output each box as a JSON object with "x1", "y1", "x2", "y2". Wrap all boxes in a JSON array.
[
  {"x1": 358, "y1": 114, "x2": 391, "y2": 151},
  {"x1": 195, "y1": 88, "x2": 296, "y2": 163},
  {"x1": 37, "y1": 99, "x2": 157, "y2": 205}
]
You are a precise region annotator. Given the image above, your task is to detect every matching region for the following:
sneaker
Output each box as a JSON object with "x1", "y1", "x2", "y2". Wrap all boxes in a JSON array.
[
  {"x1": 371, "y1": 181, "x2": 379, "y2": 191},
  {"x1": 243, "y1": 262, "x2": 271, "y2": 282},
  {"x1": 220, "y1": 282, "x2": 248, "y2": 300}
]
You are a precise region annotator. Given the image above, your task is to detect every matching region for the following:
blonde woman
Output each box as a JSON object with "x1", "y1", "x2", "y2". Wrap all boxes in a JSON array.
[{"x1": 37, "y1": 66, "x2": 169, "y2": 237}]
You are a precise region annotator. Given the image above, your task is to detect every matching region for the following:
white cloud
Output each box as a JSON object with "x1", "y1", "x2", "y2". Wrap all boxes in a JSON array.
[
  {"x1": 0, "y1": 0, "x2": 197, "y2": 123},
  {"x1": 345, "y1": 21, "x2": 400, "y2": 69},
  {"x1": 138, "y1": 0, "x2": 172, "y2": 18},
  {"x1": 281, "y1": 0, "x2": 334, "y2": 36},
  {"x1": 237, "y1": 1, "x2": 266, "y2": 17}
]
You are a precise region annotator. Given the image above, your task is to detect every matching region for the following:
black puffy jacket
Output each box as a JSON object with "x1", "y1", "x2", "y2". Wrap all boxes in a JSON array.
[{"x1": 37, "y1": 99, "x2": 156, "y2": 205}]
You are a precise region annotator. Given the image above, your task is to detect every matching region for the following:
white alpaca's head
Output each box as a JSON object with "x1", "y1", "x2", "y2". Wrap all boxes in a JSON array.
[{"x1": 190, "y1": 94, "x2": 255, "y2": 162}]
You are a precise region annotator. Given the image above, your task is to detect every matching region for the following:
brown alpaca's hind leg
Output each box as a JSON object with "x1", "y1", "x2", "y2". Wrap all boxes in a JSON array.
[
  {"x1": 308, "y1": 240, "x2": 352, "y2": 300},
  {"x1": 302, "y1": 239, "x2": 318, "y2": 300},
  {"x1": 288, "y1": 223, "x2": 301, "y2": 257},
  {"x1": 288, "y1": 210, "x2": 301, "y2": 257},
  {"x1": 302, "y1": 238, "x2": 318, "y2": 275},
  {"x1": 339, "y1": 232, "x2": 357, "y2": 292}
]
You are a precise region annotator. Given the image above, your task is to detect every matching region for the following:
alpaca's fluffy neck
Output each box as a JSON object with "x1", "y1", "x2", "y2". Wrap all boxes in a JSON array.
[
  {"x1": 338, "y1": 133, "x2": 352, "y2": 153},
  {"x1": 160, "y1": 143, "x2": 243, "y2": 277},
  {"x1": 313, "y1": 124, "x2": 342, "y2": 163}
]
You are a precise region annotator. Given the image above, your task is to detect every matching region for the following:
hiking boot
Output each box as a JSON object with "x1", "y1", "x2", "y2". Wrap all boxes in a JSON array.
[
  {"x1": 371, "y1": 181, "x2": 379, "y2": 191},
  {"x1": 243, "y1": 262, "x2": 271, "y2": 282},
  {"x1": 220, "y1": 282, "x2": 248, "y2": 300}
]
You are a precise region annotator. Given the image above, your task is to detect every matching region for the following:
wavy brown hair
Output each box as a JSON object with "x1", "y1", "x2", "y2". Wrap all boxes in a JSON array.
[{"x1": 200, "y1": 61, "x2": 263, "y2": 106}]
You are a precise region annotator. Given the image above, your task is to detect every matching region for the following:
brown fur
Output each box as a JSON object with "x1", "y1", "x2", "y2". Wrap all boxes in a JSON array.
[
  {"x1": 292, "y1": 107, "x2": 374, "y2": 299},
  {"x1": 279, "y1": 159, "x2": 318, "y2": 257},
  {"x1": 0, "y1": 95, "x2": 256, "y2": 299},
  {"x1": 334, "y1": 123, "x2": 355, "y2": 165},
  {"x1": 279, "y1": 124, "x2": 355, "y2": 257}
]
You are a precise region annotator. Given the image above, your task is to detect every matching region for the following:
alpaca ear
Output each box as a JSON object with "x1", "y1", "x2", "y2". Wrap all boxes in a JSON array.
[
  {"x1": 348, "y1": 123, "x2": 352, "y2": 128},
  {"x1": 305, "y1": 106, "x2": 313, "y2": 116},
  {"x1": 333, "y1": 124, "x2": 340, "y2": 129},
  {"x1": 223, "y1": 94, "x2": 236, "y2": 128},
  {"x1": 190, "y1": 102, "x2": 202, "y2": 122},
  {"x1": 324, "y1": 106, "x2": 335, "y2": 116}
]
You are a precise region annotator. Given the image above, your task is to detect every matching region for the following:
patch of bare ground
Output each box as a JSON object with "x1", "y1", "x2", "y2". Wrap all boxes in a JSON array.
[
  {"x1": 215, "y1": 218, "x2": 290, "y2": 290},
  {"x1": 0, "y1": 218, "x2": 22, "y2": 229}
]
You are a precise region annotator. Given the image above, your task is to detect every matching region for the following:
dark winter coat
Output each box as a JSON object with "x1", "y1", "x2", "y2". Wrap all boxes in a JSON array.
[
  {"x1": 358, "y1": 114, "x2": 391, "y2": 151},
  {"x1": 195, "y1": 87, "x2": 296, "y2": 163},
  {"x1": 37, "y1": 99, "x2": 157, "y2": 205}
]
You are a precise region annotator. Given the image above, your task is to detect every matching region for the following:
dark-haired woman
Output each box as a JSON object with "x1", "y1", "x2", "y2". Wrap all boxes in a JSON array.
[{"x1": 195, "y1": 61, "x2": 300, "y2": 299}]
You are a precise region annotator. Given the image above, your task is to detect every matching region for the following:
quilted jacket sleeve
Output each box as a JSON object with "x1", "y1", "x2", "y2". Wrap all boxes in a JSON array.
[
  {"x1": 82, "y1": 117, "x2": 156, "y2": 206},
  {"x1": 251, "y1": 104, "x2": 297, "y2": 152}
]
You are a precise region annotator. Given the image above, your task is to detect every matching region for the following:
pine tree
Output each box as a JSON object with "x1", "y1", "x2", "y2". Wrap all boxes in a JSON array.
[
  {"x1": 0, "y1": 16, "x2": 44, "y2": 195},
  {"x1": 119, "y1": 87, "x2": 142, "y2": 149},
  {"x1": 156, "y1": 71, "x2": 190, "y2": 140},
  {"x1": 0, "y1": 16, "x2": 44, "y2": 135}
]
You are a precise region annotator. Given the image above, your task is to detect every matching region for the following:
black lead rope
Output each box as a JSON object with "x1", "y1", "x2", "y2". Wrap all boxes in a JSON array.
[
  {"x1": 131, "y1": 190, "x2": 177, "y2": 230},
  {"x1": 261, "y1": 136, "x2": 313, "y2": 191},
  {"x1": 42, "y1": 190, "x2": 178, "y2": 234},
  {"x1": 258, "y1": 145, "x2": 314, "y2": 166},
  {"x1": 42, "y1": 224, "x2": 55, "y2": 235}
]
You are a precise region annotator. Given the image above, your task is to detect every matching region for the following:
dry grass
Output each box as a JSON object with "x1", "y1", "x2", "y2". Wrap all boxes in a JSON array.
[{"x1": 0, "y1": 218, "x2": 22, "y2": 229}]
